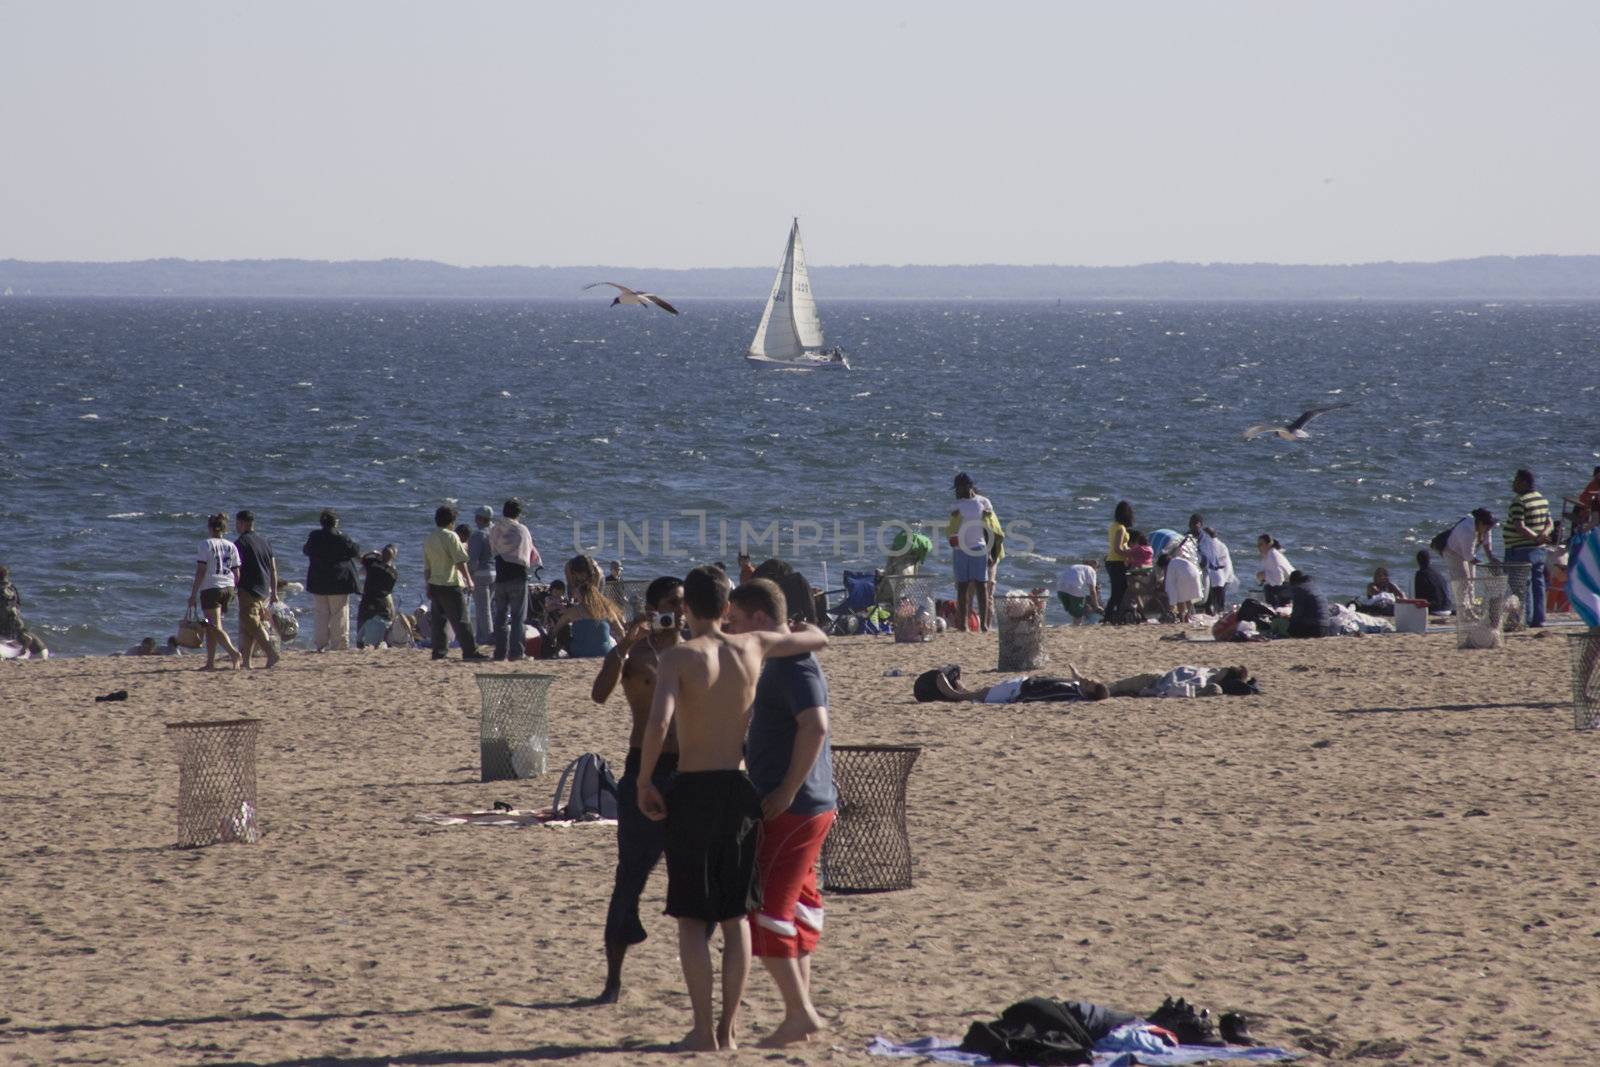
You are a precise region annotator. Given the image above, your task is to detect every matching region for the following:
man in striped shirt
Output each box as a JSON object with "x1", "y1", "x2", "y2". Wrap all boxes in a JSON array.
[{"x1": 1505, "y1": 468, "x2": 1553, "y2": 628}]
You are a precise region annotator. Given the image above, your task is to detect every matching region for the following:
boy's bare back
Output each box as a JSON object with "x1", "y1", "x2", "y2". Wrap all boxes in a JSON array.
[{"x1": 664, "y1": 631, "x2": 769, "y2": 773}]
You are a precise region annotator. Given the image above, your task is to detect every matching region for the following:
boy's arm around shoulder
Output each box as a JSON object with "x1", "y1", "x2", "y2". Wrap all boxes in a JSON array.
[{"x1": 758, "y1": 622, "x2": 828, "y2": 659}]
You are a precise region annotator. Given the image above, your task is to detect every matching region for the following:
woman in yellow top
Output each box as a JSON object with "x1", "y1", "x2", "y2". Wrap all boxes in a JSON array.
[
  {"x1": 1104, "y1": 500, "x2": 1134, "y2": 623},
  {"x1": 946, "y1": 472, "x2": 998, "y2": 632}
]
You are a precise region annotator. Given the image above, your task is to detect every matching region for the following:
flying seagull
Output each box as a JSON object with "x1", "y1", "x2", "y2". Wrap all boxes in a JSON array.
[
  {"x1": 582, "y1": 281, "x2": 679, "y2": 315},
  {"x1": 1242, "y1": 402, "x2": 1352, "y2": 441}
]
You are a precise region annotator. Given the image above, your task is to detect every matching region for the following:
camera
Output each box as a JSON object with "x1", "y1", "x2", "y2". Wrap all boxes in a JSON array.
[{"x1": 651, "y1": 612, "x2": 677, "y2": 632}]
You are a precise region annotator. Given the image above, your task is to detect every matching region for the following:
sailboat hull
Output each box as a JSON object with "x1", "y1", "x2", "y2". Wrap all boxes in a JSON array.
[{"x1": 745, "y1": 353, "x2": 851, "y2": 371}]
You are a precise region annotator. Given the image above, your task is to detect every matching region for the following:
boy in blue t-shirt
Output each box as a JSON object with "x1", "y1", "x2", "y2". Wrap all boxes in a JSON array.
[{"x1": 727, "y1": 579, "x2": 836, "y2": 1048}]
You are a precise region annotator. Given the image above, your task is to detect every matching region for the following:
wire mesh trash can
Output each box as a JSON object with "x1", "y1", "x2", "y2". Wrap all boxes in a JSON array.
[
  {"x1": 476, "y1": 674, "x2": 554, "y2": 781},
  {"x1": 1571, "y1": 630, "x2": 1600, "y2": 731},
  {"x1": 884, "y1": 573, "x2": 938, "y2": 644},
  {"x1": 997, "y1": 592, "x2": 1049, "y2": 670},
  {"x1": 1452, "y1": 571, "x2": 1510, "y2": 650},
  {"x1": 821, "y1": 744, "x2": 921, "y2": 892},
  {"x1": 1482, "y1": 561, "x2": 1532, "y2": 633},
  {"x1": 166, "y1": 718, "x2": 261, "y2": 848},
  {"x1": 603, "y1": 579, "x2": 655, "y2": 623}
]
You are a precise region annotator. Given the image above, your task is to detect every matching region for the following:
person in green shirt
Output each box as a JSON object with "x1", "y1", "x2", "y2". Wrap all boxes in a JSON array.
[
  {"x1": 423, "y1": 504, "x2": 486, "y2": 661},
  {"x1": 1505, "y1": 468, "x2": 1553, "y2": 628}
]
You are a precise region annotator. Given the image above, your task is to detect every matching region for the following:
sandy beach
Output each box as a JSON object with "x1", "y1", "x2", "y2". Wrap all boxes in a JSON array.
[{"x1": 2, "y1": 619, "x2": 1597, "y2": 1066}]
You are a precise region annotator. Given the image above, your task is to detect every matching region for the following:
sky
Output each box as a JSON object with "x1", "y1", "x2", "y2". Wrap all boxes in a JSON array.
[{"x1": 3, "y1": 1, "x2": 1598, "y2": 268}]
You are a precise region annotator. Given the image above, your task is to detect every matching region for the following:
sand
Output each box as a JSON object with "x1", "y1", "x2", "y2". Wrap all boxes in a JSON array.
[{"x1": 2, "y1": 620, "x2": 1598, "y2": 1066}]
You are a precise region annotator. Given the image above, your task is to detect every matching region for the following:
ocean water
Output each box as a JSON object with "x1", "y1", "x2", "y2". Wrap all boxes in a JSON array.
[{"x1": 1, "y1": 297, "x2": 1595, "y2": 658}]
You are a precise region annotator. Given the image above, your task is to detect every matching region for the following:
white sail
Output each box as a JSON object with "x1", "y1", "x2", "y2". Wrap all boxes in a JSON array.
[
  {"x1": 788, "y1": 222, "x2": 825, "y2": 350},
  {"x1": 749, "y1": 219, "x2": 824, "y2": 360}
]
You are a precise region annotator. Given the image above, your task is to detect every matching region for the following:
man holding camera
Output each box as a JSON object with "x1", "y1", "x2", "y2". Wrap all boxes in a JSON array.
[{"x1": 589, "y1": 574, "x2": 685, "y2": 1003}]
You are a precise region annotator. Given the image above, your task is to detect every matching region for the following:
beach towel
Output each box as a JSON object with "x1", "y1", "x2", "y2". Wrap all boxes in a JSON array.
[
  {"x1": 410, "y1": 807, "x2": 617, "y2": 829},
  {"x1": 867, "y1": 1035, "x2": 1302, "y2": 1066},
  {"x1": 1570, "y1": 528, "x2": 1600, "y2": 627}
]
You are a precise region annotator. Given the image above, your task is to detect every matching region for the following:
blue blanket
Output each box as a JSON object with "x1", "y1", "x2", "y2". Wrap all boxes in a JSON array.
[{"x1": 867, "y1": 1034, "x2": 1302, "y2": 1066}]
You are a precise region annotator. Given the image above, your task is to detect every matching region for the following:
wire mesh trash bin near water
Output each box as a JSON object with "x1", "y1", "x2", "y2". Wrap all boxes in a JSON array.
[
  {"x1": 883, "y1": 573, "x2": 938, "y2": 644},
  {"x1": 1571, "y1": 631, "x2": 1600, "y2": 731},
  {"x1": 476, "y1": 674, "x2": 554, "y2": 781},
  {"x1": 1482, "y1": 561, "x2": 1532, "y2": 633},
  {"x1": 166, "y1": 718, "x2": 261, "y2": 848},
  {"x1": 1452, "y1": 571, "x2": 1511, "y2": 650},
  {"x1": 997, "y1": 592, "x2": 1049, "y2": 670},
  {"x1": 821, "y1": 745, "x2": 921, "y2": 892}
]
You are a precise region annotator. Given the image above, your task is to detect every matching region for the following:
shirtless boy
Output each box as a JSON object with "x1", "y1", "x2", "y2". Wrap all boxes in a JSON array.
[
  {"x1": 637, "y1": 566, "x2": 829, "y2": 1052},
  {"x1": 589, "y1": 575, "x2": 684, "y2": 1003}
]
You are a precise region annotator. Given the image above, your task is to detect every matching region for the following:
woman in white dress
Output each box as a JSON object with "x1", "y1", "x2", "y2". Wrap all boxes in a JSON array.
[{"x1": 1161, "y1": 548, "x2": 1205, "y2": 621}]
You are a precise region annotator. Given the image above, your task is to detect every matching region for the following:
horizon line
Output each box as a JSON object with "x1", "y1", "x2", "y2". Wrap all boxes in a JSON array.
[{"x1": 4, "y1": 251, "x2": 1598, "y2": 272}]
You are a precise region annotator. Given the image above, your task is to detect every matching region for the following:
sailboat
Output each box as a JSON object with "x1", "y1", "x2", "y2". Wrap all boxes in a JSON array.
[{"x1": 746, "y1": 218, "x2": 851, "y2": 371}]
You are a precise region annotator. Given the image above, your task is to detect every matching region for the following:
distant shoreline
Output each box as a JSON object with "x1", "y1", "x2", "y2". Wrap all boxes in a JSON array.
[{"x1": 4, "y1": 253, "x2": 1598, "y2": 300}]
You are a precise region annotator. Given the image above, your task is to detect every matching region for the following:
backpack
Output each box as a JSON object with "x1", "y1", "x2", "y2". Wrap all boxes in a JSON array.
[
  {"x1": 551, "y1": 753, "x2": 619, "y2": 820},
  {"x1": 1430, "y1": 520, "x2": 1459, "y2": 554}
]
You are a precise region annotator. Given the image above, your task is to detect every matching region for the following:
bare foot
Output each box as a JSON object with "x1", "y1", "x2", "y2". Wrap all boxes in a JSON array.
[
  {"x1": 757, "y1": 1012, "x2": 823, "y2": 1048},
  {"x1": 716, "y1": 1023, "x2": 737, "y2": 1052},
  {"x1": 673, "y1": 1027, "x2": 718, "y2": 1052},
  {"x1": 228, "y1": 650, "x2": 242, "y2": 670},
  {"x1": 200, "y1": 664, "x2": 216, "y2": 672},
  {"x1": 593, "y1": 982, "x2": 619, "y2": 1005}
]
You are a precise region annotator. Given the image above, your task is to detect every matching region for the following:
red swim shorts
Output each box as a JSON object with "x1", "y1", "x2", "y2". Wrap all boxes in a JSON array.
[{"x1": 749, "y1": 809, "x2": 835, "y2": 958}]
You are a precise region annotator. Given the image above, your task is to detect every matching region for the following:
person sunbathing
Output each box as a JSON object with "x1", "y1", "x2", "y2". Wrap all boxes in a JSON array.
[{"x1": 929, "y1": 663, "x2": 1110, "y2": 704}]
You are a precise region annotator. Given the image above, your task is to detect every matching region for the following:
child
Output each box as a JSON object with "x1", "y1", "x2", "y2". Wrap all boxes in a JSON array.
[{"x1": 1123, "y1": 531, "x2": 1154, "y2": 571}]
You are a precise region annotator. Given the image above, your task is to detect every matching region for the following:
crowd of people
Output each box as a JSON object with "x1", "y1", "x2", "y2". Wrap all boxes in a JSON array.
[
  {"x1": 1004, "y1": 464, "x2": 1596, "y2": 639},
  {"x1": 0, "y1": 463, "x2": 1595, "y2": 662}
]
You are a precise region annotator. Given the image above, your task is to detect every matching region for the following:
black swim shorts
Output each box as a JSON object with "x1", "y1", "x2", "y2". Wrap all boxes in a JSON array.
[
  {"x1": 200, "y1": 587, "x2": 234, "y2": 613},
  {"x1": 663, "y1": 770, "x2": 763, "y2": 923}
]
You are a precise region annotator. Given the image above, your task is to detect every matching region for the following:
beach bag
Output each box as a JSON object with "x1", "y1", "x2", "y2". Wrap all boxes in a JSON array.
[
  {"x1": 270, "y1": 602, "x2": 299, "y2": 642},
  {"x1": 913, "y1": 664, "x2": 961, "y2": 702},
  {"x1": 551, "y1": 753, "x2": 618, "y2": 820},
  {"x1": 386, "y1": 613, "x2": 416, "y2": 647},
  {"x1": 176, "y1": 609, "x2": 205, "y2": 649}
]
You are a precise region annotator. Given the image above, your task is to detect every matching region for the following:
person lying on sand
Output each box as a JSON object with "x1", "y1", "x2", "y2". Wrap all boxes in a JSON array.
[{"x1": 918, "y1": 663, "x2": 1111, "y2": 704}]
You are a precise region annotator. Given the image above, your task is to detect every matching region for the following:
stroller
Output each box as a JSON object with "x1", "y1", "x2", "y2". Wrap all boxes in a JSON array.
[{"x1": 1113, "y1": 568, "x2": 1166, "y2": 624}]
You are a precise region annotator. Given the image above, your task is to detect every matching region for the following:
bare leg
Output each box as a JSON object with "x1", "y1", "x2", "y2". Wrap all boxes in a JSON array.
[
  {"x1": 981, "y1": 579, "x2": 995, "y2": 633},
  {"x1": 955, "y1": 582, "x2": 972, "y2": 631},
  {"x1": 757, "y1": 954, "x2": 823, "y2": 1047},
  {"x1": 207, "y1": 607, "x2": 241, "y2": 667},
  {"x1": 674, "y1": 919, "x2": 719, "y2": 1050},
  {"x1": 203, "y1": 619, "x2": 217, "y2": 669},
  {"x1": 716, "y1": 916, "x2": 751, "y2": 1050}
]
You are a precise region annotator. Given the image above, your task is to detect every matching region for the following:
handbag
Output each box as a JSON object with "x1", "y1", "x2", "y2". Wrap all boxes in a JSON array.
[{"x1": 176, "y1": 608, "x2": 205, "y2": 649}]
